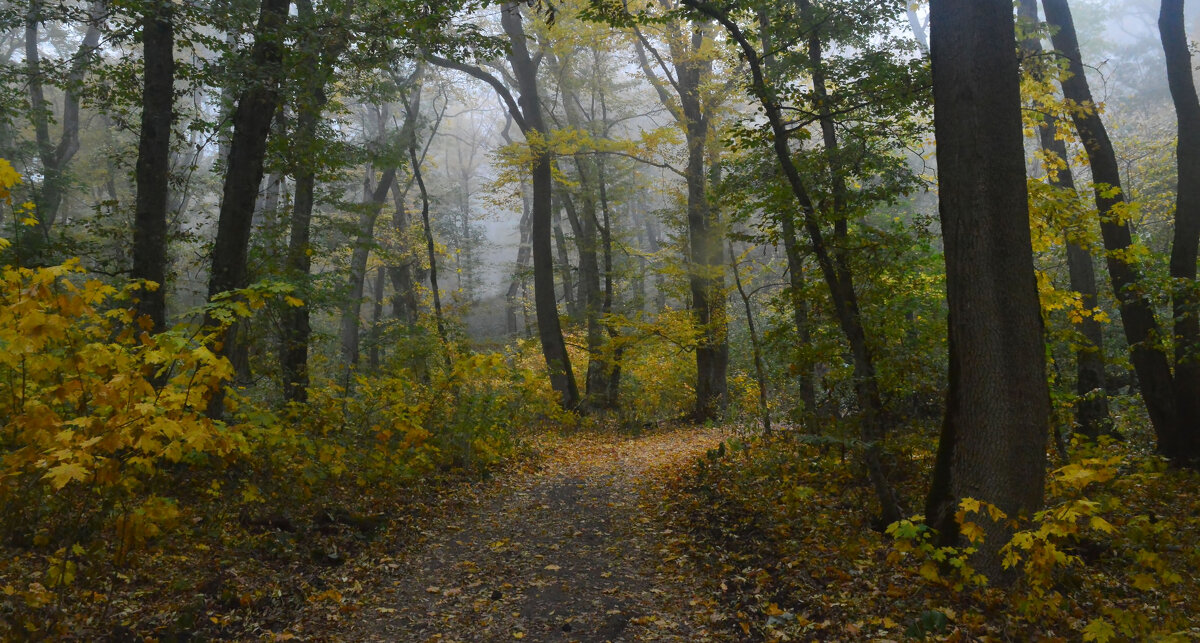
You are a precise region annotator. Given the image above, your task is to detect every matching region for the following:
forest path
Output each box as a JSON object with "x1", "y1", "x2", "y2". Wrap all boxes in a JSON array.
[{"x1": 322, "y1": 425, "x2": 731, "y2": 642}]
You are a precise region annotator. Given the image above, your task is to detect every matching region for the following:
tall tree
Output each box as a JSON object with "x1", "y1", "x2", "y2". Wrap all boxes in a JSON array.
[
  {"x1": 1159, "y1": 0, "x2": 1200, "y2": 463},
  {"x1": 631, "y1": 9, "x2": 728, "y2": 421},
  {"x1": 205, "y1": 0, "x2": 289, "y2": 416},
  {"x1": 1017, "y1": 0, "x2": 1110, "y2": 438},
  {"x1": 1042, "y1": 0, "x2": 1198, "y2": 464},
  {"x1": 131, "y1": 0, "x2": 175, "y2": 333},
  {"x1": 280, "y1": 0, "x2": 351, "y2": 403},
  {"x1": 427, "y1": 2, "x2": 581, "y2": 408},
  {"x1": 924, "y1": 0, "x2": 1050, "y2": 577},
  {"x1": 683, "y1": 0, "x2": 908, "y2": 525}
]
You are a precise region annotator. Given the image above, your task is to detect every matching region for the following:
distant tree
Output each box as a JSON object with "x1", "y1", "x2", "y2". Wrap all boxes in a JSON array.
[
  {"x1": 630, "y1": 6, "x2": 729, "y2": 421},
  {"x1": 924, "y1": 0, "x2": 1050, "y2": 577},
  {"x1": 428, "y1": 2, "x2": 581, "y2": 408}
]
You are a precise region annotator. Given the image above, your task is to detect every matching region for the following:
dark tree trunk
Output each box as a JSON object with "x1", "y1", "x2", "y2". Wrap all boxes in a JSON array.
[
  {"x1": 1042, "y1": 0, "x2": 1184, "y2": 458},
  {"x1": 410, "y1": 125, "x2": 451, "y2": 368},
  {"x1": 1018, "y1": 0, "x2": 1110, "y2": 438},
  {"x1": 132, "y1": 0, "x2": 174, "y2": 334},
  {"x1": 759, "y1": 7, "x2": 817, "y2": 428},
  {"x1": 206, "y1": 0, "x2": 289, "y2": 417},
  {"x1": 280, "y1": 0, "x2": 350, "y2": 403},
  {"x1": 925, "y1": 0, "x2": 1050, "y2": 579},
  {"x1": 500, "y1": 2, "x2": 579, "y2": 407},
  {"x1": 424, "y1": 3, "x2": 579, "y2": 407},
  {"x1": 1160, "y1": 0, "x2": 1200, "y2": 464},
  {"x1": 631, "y1": 20, "x2": 727, "y2": 420}
]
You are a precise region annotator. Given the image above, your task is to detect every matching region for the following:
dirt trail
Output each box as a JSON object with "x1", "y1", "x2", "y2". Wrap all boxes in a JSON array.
[{"x1": 312, "y1": 426, "x2": 731, "y2": 642}]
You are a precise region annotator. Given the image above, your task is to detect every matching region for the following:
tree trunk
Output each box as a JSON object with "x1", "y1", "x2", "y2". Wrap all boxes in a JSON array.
[
  {"x1": 925, "y1": 0, "x2": 1050, "y2": 580},
  {"x1": 339, "y1": 166, "x2": 397, "y2": 368},
  {"x1": 388, "y1": 180, "x2": 420, "y2": 325},
  {"x1": 205, "y1": 0, "x2": 289, "y2": 417},
  {"x1": 132, "y1": 0, "x2": 174, "y2": 334},
  {"x1": 1042, "y1": 0, "x2": 1183, "y2": 457},
  {"x1": 24, "y1": 0, "x2": 103, "y2": 242},
  {"x1": 679, "y1": 34, "x2": 728, "y2": 422},
  {"x1": 1160, "y1": 0, "x2": 1200, "y2": 464},
  {"x1": 631, "y1": 21, "x2": 727, "y2": 420},
  {"x1": 368, "y1": 266, "x2": 386, "y2": 369},
  {"x1": 731, "y1": 241, "x2": 770, "y2": 434},
  {"x1": 1018, "y1": 0, "x2": 1110, "y2": 438},
  {"x1": 410, "y1": 122, "x2": 452, "y2": 368},
  {"x1": 553, "y1": 199, "x2": 578, "y2": 318},
  {"x1": 506, "y1": 179, "x2": 533, "y2": 336}
]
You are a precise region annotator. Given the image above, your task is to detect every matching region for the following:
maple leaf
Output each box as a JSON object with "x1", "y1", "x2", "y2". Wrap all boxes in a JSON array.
[{"x1": 44, "y1": 462, "x2": 88, "y2": 489}]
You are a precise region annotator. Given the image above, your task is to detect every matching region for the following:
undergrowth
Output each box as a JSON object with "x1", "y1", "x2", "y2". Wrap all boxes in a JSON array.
[{"x1": 659, "y1": 421, "x2": 1200, "y2": 641}]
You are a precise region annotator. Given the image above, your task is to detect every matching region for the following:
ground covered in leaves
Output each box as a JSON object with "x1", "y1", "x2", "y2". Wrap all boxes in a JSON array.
[{"x1": 285, "y1": 425, "x2": 733, "y2": 641}]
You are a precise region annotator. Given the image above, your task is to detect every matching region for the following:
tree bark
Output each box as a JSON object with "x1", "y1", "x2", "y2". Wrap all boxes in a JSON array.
[
  {"x1": 925, "y1": 0, "x2": 1050, "y2": 579},
  {"x1": 132, "y1": 0, "x2": 175, "y2": 334},
  {"x1": 1018, "y1": 0, "x2": 1110, "y2": 438},
  {"x1": 1042, "y1": 0, "x2": 1183, "y2": 457},
  {"x1": 1160, "y1": 0, "x2": 1200, "y2": 464}
]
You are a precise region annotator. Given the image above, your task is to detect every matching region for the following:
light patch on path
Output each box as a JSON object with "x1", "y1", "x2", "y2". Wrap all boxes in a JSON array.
[{"x1": 308, "y1": 426, "x2": 731, "y2": 642}]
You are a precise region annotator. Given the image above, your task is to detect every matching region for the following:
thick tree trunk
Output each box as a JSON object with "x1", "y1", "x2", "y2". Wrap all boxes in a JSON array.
[
  {"x1": 1018, "y1": 0, "x2": 1110, "y2": 438},
  {"x1": 206, "y1": 0, "x2": 289, "y2": 417},
  {"x1": 1042, "y1": 0, "x2": 1183, "y2": 456},
  {"x1": 500, "y1": 2, "x2": 579, "y2": 407},
  {"x1": 925, "y1": 0, "x2": 1050, "y2": 579},
  {"x1": 132, "y1": 0, "x2": 174, "y2": 333},
  {"x1": 1160, "y1": 0, "x2": 1200, "y2": 464}
]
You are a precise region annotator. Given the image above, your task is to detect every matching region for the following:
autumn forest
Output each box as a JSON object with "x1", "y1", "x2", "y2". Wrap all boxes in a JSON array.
[{"x1": 1, "y1": 0, "x2": 1199, "y2": 639}]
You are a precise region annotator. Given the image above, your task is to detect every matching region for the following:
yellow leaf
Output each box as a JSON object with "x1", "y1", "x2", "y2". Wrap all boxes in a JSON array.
[
  {"x1": 284, "y1": 295, "x2": 304, "y2": 307},
  {"x1": 44, "y1": 462, "x2": 88, "y2": 489},
  {"x1": 1082, "y1": 618, "x2": 1115, "y2": 643}
]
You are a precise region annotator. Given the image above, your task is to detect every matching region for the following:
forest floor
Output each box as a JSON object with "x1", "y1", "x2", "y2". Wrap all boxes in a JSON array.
[{"x1": 285, "y1": 425, "x2": 735, "y2": 642}]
